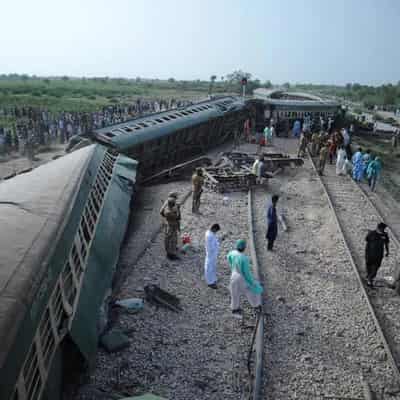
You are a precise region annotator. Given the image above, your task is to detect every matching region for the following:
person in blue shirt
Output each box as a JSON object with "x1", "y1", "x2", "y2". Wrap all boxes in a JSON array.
[
  {"x1": 366, "y1": 157, "x2": 382, "y2": 192},
  {"x1": 266, "y1": 195, "x2": 279, "y2": 251},
  {"x1": 227, "y1": 239, "x2": 263, "y2": 319}
]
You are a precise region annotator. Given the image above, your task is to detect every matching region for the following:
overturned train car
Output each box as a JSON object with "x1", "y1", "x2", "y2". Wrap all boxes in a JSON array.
[
  {"x1": 0, "y1": 145, "x2": 137, "y2": 400},
  {"x1": 93, "y1": 96, "x2": 248, "y2": 177}
]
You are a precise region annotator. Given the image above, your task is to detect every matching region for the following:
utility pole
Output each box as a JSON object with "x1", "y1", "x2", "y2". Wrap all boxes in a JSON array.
[{"x1": 241, "y1": 77, "x2": 247, "y2": 99}]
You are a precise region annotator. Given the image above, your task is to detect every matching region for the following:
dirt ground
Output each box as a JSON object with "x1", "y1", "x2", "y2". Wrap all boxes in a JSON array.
[{"x1": 0, "y1": 144, "x2": 65, "y2": 179}]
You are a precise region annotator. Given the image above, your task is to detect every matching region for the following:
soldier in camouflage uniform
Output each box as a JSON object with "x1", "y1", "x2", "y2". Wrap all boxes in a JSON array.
[
  {"x1": 160, "y1": 196, "x2": 181, "y2": 260},
  {"x1": 191, "y1": 168, "x2": 204, "y2": 213}
]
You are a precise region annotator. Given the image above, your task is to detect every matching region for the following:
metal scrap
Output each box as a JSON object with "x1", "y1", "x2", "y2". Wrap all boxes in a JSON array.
[
  {"x1": 203, "y1": 166, "x2": 256, "y2": 193},
  {"x1": 144, "y1": 284, "x2": 182, "y2": 312},
  {"x1": 219, "y1": 151, "x2": 304, "y2": 172},
  {"x1": 203, "y1": 151, "x2": 303, "y2": 193},
  {"x1": 141, "y1": 156, "x2": 212, "y2": 185}
]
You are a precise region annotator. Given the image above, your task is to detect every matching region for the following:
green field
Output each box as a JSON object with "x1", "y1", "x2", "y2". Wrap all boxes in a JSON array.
[{"x1": 0, "y1": 75, "x2": 255, "y2": 116}]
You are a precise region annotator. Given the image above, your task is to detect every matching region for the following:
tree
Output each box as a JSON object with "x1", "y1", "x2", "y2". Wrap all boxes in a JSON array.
[
  {"x1": 168, "y1": 77, "x2": 175, "y2": 83},
  {"x1": 264, "y1": 80, "x2": 272, "y2": 88},
  {"x1": 283, "y1": 82, "x2": 290, "y2": 90},
  {"x1": 43, "y1": 79, "x2": 51, "y2": 85},
  {"x1": 209, "y1": 75, "x2": 217, "y2": 96},
  {"x1": 226, "y1": 70, "x2": 252, "y2": 83},
  {"x1": 61, "y1": 76, "x2": 69, "y2": 81}
]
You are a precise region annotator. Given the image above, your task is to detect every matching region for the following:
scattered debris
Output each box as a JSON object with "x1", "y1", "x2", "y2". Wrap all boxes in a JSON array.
[
  {"x1": 100, "y1": 329, "x2": 130, "y2": 353},
  {"x1": 203, "y1": 166, "x2": 256, "y2": 193},
  {"x1": 120, "y1": 394, "x2": 167, "y2": 400},
  {"x1": 115, "y1": 298, "x2": 144, "y2": 313},
  {"x1": 218, "y1": 151, "x2": 304, "y2": 171},
  {"x1": 144, "y1": 284, "x2": 183, "y2": 312},
  {"x1": 278, "y1": 213, "x2": 288, "y2": 231},
  {"x1": 181, "y1": 243, "x2": 195, "y2": 254},
  {"x1": 203, "y1": 151, "x2": 303, "y2": 193}
]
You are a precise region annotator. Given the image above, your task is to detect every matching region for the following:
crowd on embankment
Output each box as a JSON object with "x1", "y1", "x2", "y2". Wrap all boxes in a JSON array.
[{"x1": 0, "y1": 98, "x2": 192, "y2": 157}]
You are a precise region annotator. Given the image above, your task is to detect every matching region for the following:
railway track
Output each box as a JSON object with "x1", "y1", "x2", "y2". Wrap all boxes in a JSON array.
[
  {"x1": 356, "y1": 182, "x2": 400, "y2": 247},
  {"x1": 247, "y1": 189, "x2": 265, "y2": 400},
  {"x1": 309, "y1": 154, "x2": 400, "y2": 395}
]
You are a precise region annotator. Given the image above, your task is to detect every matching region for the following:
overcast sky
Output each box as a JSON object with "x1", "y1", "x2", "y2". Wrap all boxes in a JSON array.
[{"x1": 0, "y1": 0, "x2": 399, "y2": 85}]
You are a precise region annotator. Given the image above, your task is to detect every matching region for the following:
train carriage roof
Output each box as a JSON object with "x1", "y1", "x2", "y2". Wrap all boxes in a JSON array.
[
  {"x1": 0, "y1": 145, "x2": 95, "y2": 368},
  {"x1": 253, "y1": 88, "x2": 340, "y2": 108},
  {"x1": 93, "y1": 96, "x2": 245, "y2": 151}
]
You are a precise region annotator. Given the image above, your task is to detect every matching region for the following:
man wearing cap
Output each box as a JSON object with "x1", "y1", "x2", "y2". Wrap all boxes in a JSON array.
[
  {"x1": 160, "y1": 196, "x2": 181, "y2": 260},
  {"x1": 192, "y1": 168, "x2": 204, "y2": 213},
  {"x1": 365, "y1": 222, "x2": 390, "y2": 287},
  {"x1": 160, "y1": 192, "x2": 179, "y2": 217},
  {"x1": 227, "y1": 240, "x2": 263, "y2": 319}
]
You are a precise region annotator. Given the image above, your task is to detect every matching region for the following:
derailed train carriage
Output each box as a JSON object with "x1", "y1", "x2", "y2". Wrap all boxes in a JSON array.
[
  {"x1": 0, "y1": 96, "x2": 248, "y2": 400},
  {"x1": 93, "y1": 96, "x2": 248, "y2": 176},
  {"x1": 0, "y1": 145, "x2": 137, "y2": 400}
]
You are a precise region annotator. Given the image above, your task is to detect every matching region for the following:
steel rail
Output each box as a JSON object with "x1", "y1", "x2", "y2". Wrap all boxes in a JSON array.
[
  {"x1": 308, "y1": 152, "x2": 400, "y2": 386},
  {"x1": 355, "y1": 181, "x2": 400, "y2": 248},
  {"x1": 247, "y1": 189, "x2": 265, "y2": 400}
]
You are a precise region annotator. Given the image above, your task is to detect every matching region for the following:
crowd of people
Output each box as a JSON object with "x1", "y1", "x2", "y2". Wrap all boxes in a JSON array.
[
  {"x1": 0, "y1": 98, "x2": 192, "y2": 157},
  {"x1": 296, "y1": 126, "x2": 383, "y2": 191}
]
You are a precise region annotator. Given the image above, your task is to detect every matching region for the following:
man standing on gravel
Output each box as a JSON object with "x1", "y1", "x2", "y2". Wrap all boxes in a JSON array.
[
  {"x1": 192, "y1": 168, "x2": 204, "y2": 213},
  {"x1": 204, "y1": 223, "x2": 221, "y2": 289},
  {"x1": 227, "y1": 240, "x2": 263, "y2": 319},
  {"x1": 160, "y1": 196, "x2": 181, "y2": 260},
  {"x1": 266, "y1": 195, "x2": 279, "y2": 250},
  {"x1": 365, "y1": 222, "x2": 390, "y2": 287}
]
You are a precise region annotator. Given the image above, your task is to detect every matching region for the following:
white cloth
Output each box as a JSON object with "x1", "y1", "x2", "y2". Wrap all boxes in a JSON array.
[
  {"x1": 343, "y1": 130, "x2": 350, "y2": 146},
  {"x1": 230, "y1": 271, "x2": 261, "y2": 310},
  {"x1": 252, "y1": 159, "x2": 259, "y2": 175},
  {"x1": 336, "y1": 149, "x2": 346, "y2": 175},
  {"x1": 342, "y1": 159, "x2": 353, "y2": 175},
  {"x1": 204, "y1": 230, "x2": 219, "y2": 284}
]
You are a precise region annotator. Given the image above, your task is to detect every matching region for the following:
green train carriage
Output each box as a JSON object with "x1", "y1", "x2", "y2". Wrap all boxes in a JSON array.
[{"x1": 0, "y1": 144, "x2": 137, "y2": 400}]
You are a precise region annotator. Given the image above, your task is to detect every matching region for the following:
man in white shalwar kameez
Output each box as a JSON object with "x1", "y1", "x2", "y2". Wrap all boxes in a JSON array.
[
  {"x1": 204, "y1": 224, "x2": 221, "y2": 289},
  {"x1": 336, "y1": 146, "x2": 347, "y2": 175}
]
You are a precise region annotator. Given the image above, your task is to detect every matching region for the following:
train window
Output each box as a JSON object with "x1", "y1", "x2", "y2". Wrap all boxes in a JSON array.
[
  {"x1": 163, "y1": 117, "x2": 170, "y2": 121},
  {"x1": 186, "y1": 110, "x2": 194, "y2": 114},
  {"x1": 155, "y1": 118, "x2": 164, "y2": 123},
  {"x1": 105, "y1": 132, "x2": 115, "y2": 138},
  {"x1": 124, "y1": 127, "x2": 133, "y2": 132},
  {"x1": 181, "y1": 111, "x2": 189, "y2": 116},
  {"x1": 134, "y1": 126, "x2": 141, "y2": 130},
  {"x1": 169, "y1": 115, "x2": 177, "y2": 119},
  {"x1": 138, "y1": 122, "x2": 148, "y2": 127}
]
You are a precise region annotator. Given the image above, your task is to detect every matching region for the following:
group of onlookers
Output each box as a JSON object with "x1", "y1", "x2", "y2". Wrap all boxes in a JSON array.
[
  {"x1": 0, "y1": 98, "x2": 192, "y2": 156},
  {"x1": 296, "y1": 126, "x2": 383, "y2": 192}
]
